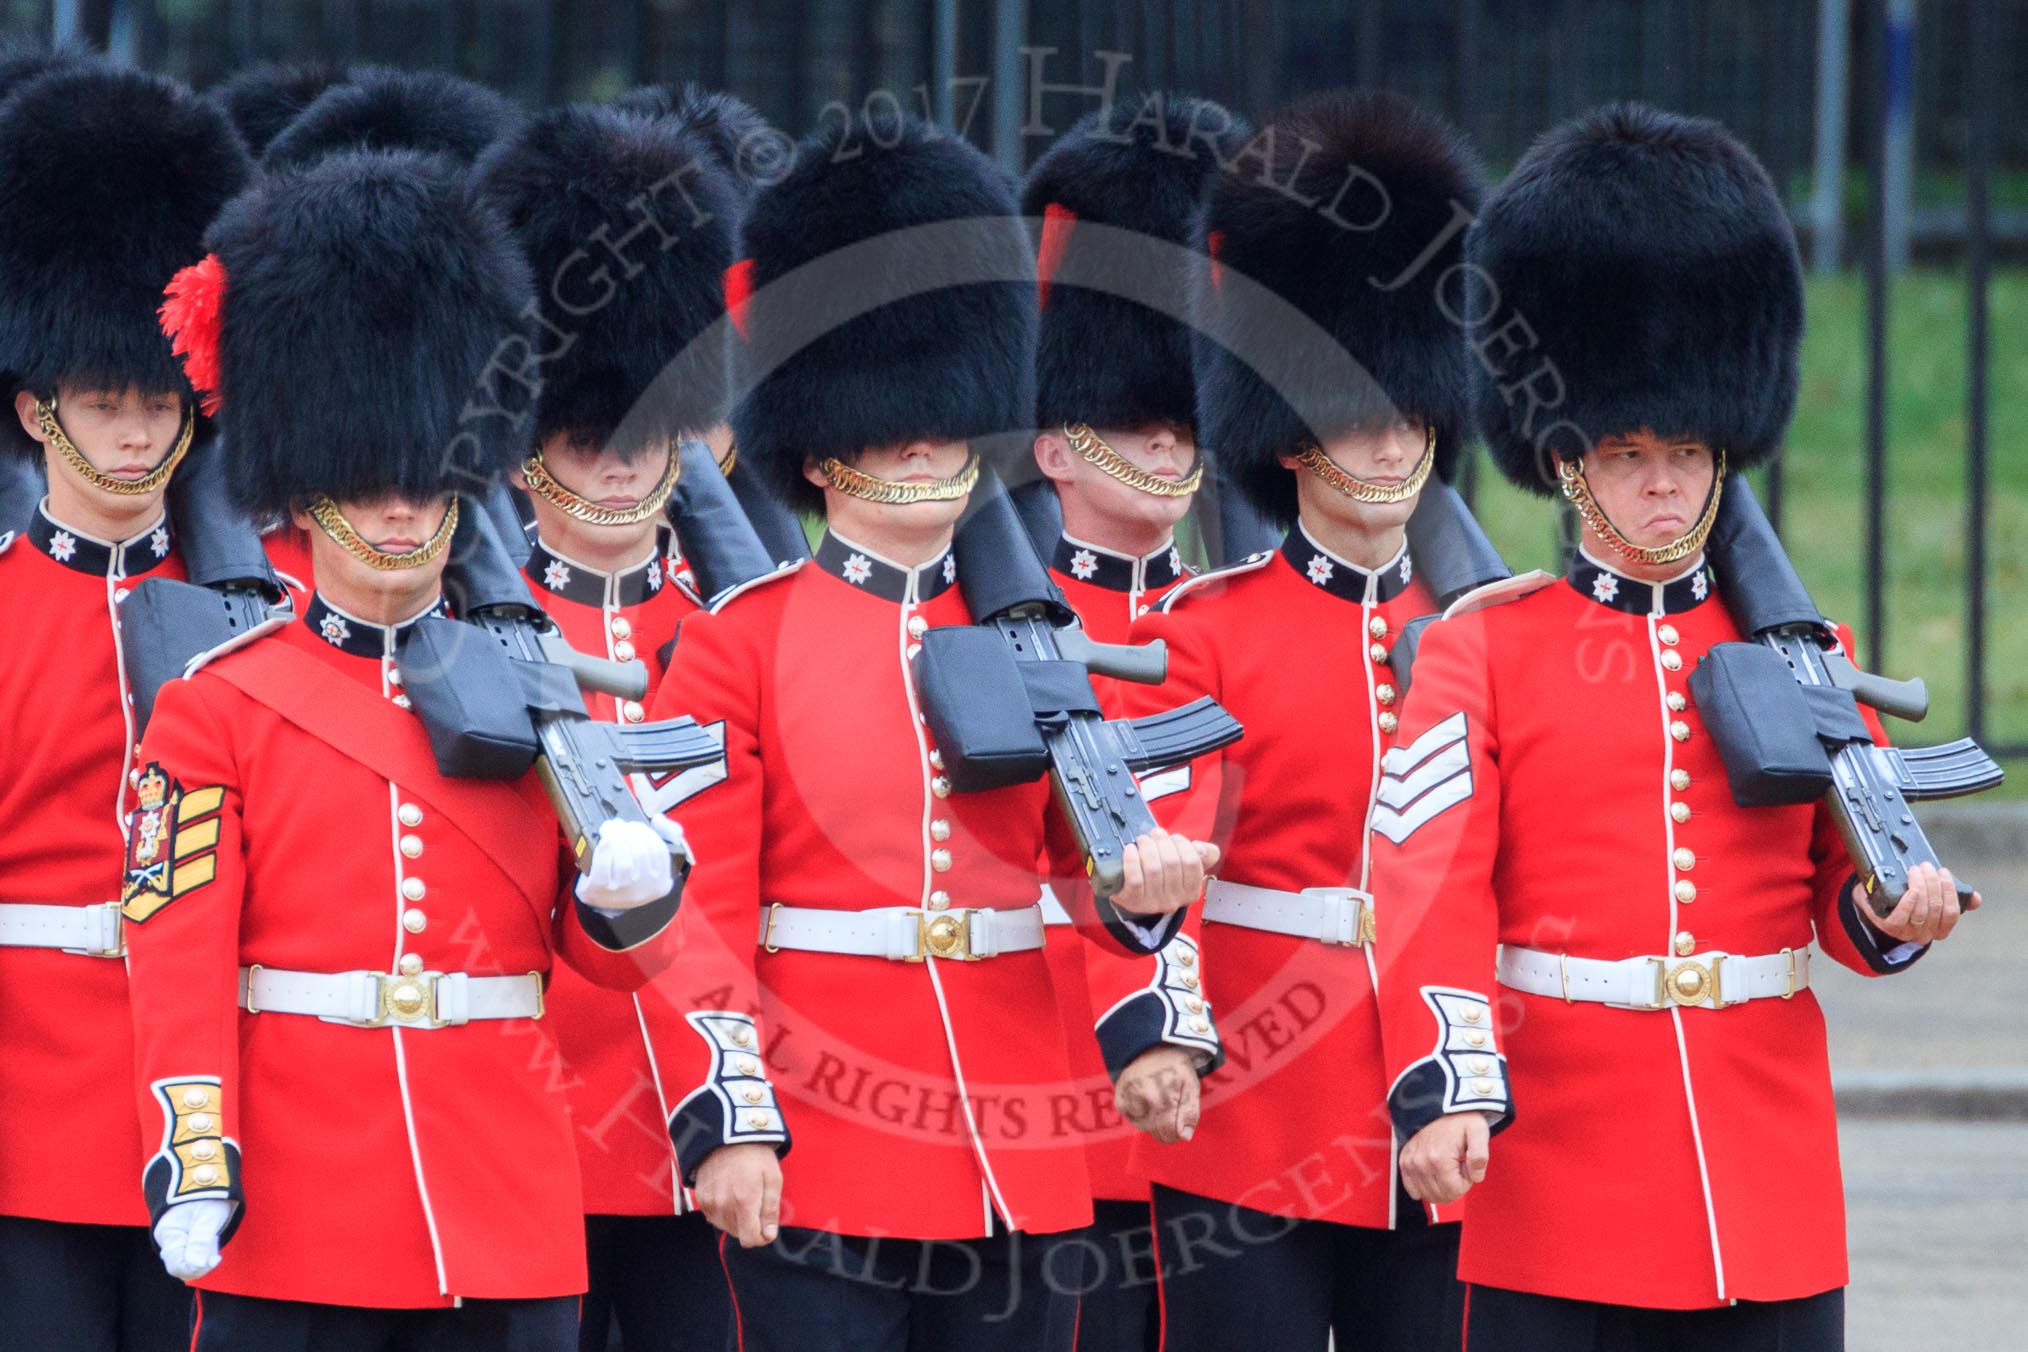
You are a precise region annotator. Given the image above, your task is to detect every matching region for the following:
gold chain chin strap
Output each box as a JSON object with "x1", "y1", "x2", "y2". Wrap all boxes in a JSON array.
[
  {"x1": 37, "y1": 398, "x2": 194, "y2": 497},
  {"x1": 1063, "y1": 423, "x2": 1204, "y2": 498},
  {"x1": 306, "y1": 495, "x2": 460, "y2": 571},
  {"x1": 1293, "y1": 425, "x2": 1435, "y2": 504},
  {"x1": 715, "y1": 440, "x2": 738, "y2": 477},
  {"x1": 1557, "y1": 449, "x2": 1727, "y2": 567},
  {"x1": 521, "y1": 446, "x2": 682, "y2": 527},
  {"x1": 817, "y1": 450, "x2": 981, "y2": 505}
]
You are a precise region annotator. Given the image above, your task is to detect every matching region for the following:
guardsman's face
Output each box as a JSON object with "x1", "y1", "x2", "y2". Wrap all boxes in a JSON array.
[
  {"x1": 1580, "y1": 432, "x2": 1716, "y2": 550},
  {"x1": 1281, "y1": 416, "x2": 1427, "y2": 535},
  {"x1": 515, "y1": 431, "x2": 671, "y2": 551},
  {"x1": 294, "y1": 491, "x2": 455, "y2": 599},
  {"x1": 808, "y1": 437, "x2": 973, "y2": 540},
  {"x1": 15, "y1": 383, "x2": 184, "y2": 483},
  {"x1": 1035, "y1": 421, "x2": 1197, "y2": 532}
]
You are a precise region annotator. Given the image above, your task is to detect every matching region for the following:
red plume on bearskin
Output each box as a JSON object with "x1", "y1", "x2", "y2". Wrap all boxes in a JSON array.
[{"x1": 160, "y1": 255, "x2": 228, "y2": 416}]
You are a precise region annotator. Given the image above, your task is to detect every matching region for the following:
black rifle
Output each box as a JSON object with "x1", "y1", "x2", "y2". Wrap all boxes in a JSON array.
[
  {"x1": 1390, "y1": 479, "x2": 1514, "y2": 695},
  {"x1": 1691, "y1": 478, "x2": 2002, "y2": 916},
  {"x1": 402, "y1": 483, "x2": 722, "y2": 876},
  {"x1": 1008, "y1": 475, "x2": 1061, "y2": 557},
  {"x1": 120, "y1": 436, "x2": 294, "y2": 732},
  {"x1": 666, "y1": 439, "x2": 782, "y2": 604},
  {"x1": 912, "y1": 468, "x2": 1243, "y2": 953}
]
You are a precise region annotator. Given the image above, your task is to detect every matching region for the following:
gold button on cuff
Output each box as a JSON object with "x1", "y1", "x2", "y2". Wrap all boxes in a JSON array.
[
  {"x1": 1191, "y1": 1019, "x2": 1211, "y2": 1034},
  {"x1": 610, "y1": 616, "x2": 633, "y2": 640},
  {"x1": 613, "y1": 640, "x2": 637, "y2": 663},
  {"x1": 401, "y1": 877, "x2": 426, "y2": 902},
  {"x1": 1375, "y1": 683, "x2": 1397, "y2": 705},
  {"x1": 930, "y1": 848, "x2": 952, "y2": 873},
  {"x1": 399, "y1": 953, "x2": 425, "y2": 976},
  {"x1": 746, "y1": 1114, "x2": 770, "y2": 1130},
  {"x1": 191, "y1": 1139, "x2": 218, "y2": 1161},
  {"x1": 1657, "y1": 623, "x2": 1680, "y2": 646},
  {"x1": 1469, "y1": 1058, "x2": 1492, "y2": 1075},
  {"x1": 1368, "y1": 615, "x2": 1389, "y2": 639},
  {"x1": 1660, "y1": 650, "x2": 1683, "y2": 672},
  {"x1": 402, "y1": 908, "x2": 427, "y2": 935},
  {"x1": 1176, "y1": 950, "x2": 1195, "y2": 967},
  {"x1": 1369, "y1": 643, "x2": 1390, "y2": 665},
  {"x1": 742, "y1": 1088, "x2": 764, "y2": 1104},
  {"x1": 1185, "y1": 997, "x2": 1205, "y2": 1013},
  {"x1": 1666, "y1": 691, "x2": 1687, "y2": 712},
  {"x1": 398, "y1": 804, "x2": 423, "y2": 827},
  {"x1": 1673, "y1": 847, "x2": 1696, "y2": 871},
  {"x1": 928, "y1": 890, "x2": 951, "y2": 911},
  {"x1": 1673, "y1": 931, "x2": 1697, "y2": 956},
  {"x1": 1671, "y1": 802, "x2": 1692, "y2": 824},
  {"x1": 1377, "y1": 712, "x2": 1399, "y2": 734},
  {"x1": 400, "y1": 834, "x2": 423, "y2": 859},
  {"x1": 1670, "y1": 720, "x2": 1691, "y2": 742},
  {"x1": 1671, "y1": 769, "x2": 1691, "y2": 791},
  {"x1": 732, "y1": 1028, "x2": 752, "y2": 1047},
  {"x1": 191, "y1": 1165, "x2": 219, "y2": 1187},
  {"x1": 929, "y1": 819, "x2": 951, "y2": 842},
  {"x1": 737, "y1": 1058, "x2": 759, "y2": 1077},
  {"x1": 187, "y1": 1113, "x2": 213, "y2": 1134},
  {"x1": 931, "y1": 776, "x2": 952, "y2": 799},
  {"x1": 622, "y1": 700, "x2": 644, "y2": 723},
  {"x1": 1471, "y1": 1080, "x2": 1496, "y2": 1097},
  {"x1": 181, "y1": 1088, "x2": 209, "y2": 1110},
  {"x1": 1674, "y1": 880, "x2": 1697, "y2": 904},
  {"x1": 1462, "y1": 1007, "x2": 1483, "y2": 1024},
  {"x1": 1181, "y1": 974, "x2": 1199, "y2": 990},
  {"x1": 1466, "y1": 1031, "x2": 1488, "y2": 1048}
]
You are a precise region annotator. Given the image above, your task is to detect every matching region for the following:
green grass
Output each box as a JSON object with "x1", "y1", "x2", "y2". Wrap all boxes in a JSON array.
[{"x1": 1465, "y1": 268, "x2": 2028, "y2": 795}]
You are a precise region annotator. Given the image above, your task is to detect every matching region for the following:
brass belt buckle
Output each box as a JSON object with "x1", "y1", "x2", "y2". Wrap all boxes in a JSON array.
[
  {"x1": 1655, "y1": 954, "x2": 1725, "y2": 1010},
  {"x1": 373, "y1": 971, "x2": 444, "y2": 1027},
  {"x1": 912, "y1": 908, "x2": 976, "y2": 962}
]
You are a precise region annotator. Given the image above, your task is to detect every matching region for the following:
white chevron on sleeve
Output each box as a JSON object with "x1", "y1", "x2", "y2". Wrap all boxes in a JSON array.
[
  {"x1": 1136, "y1": 764, "x2": 1191, "y2": 803},
  {"x1": 1372, "y1": 712, "x2": 1472, "y2": 845},
  {"x1": 632, "y1": 720, "x2": 729, "y2": 813}
]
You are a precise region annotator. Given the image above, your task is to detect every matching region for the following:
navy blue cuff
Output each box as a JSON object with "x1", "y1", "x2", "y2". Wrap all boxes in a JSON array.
[
  {"x1": 670, "y1": 1011, "x2": 791, "y2": 1186},
  {"x1": 1838, "y1": 874, "x2": 1930, "y2": 974},
  {"x1": 575, "y1": 862, "x2": 687, "y2": 952},
  {"x1": 1092, "y1": 934, "x2": 1223, "y2": 1080}
]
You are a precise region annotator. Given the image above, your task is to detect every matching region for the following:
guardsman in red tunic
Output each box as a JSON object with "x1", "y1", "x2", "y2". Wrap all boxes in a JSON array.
[
  {"x1": 1019, "y1": 92, "x2": 1246, "y2": 1352},
  {"x1": 1377, "y1": 104, "x2": 1976, "y2": 1352},
  {"x1": 122, "y1": 149, "x2": 687, "y2": 1351},
  {"x1": 1087, "y1": 93, "x2": 1487, "y2": 1351},
  {"x1": 645, "y1": 111, "x2": 1218, "y2": 1352},
  {"x1": 474, "y1": 101, "x2": 745, "y2": 1352},
  {"x1": 0, "y1": 61, "x2": 250, "y2": 1352}
]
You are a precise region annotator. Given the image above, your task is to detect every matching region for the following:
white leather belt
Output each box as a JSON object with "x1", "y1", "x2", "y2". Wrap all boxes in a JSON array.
[
  {"x1": 0, "y1": 901, "x2": 125, "y2": 957},
  {"x1": 1202, "y1": 880, "x2": 1375, "y2": 948},
  {"x1": 1036, "y1": 884, "x2": 1074, "y2": 928},
  {"x1": 237, "y1": 965, "x2": 545, "y2": 1029},
  {"x1": 759, "y1": 903, "x2": 1046, "y2": 962},
  {"x1": 1497, "y1": 944, "x2": 1811, "y2": 1011}
]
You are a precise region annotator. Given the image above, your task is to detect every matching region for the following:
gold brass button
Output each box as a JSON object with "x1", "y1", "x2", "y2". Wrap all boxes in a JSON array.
[
  {"x1": 1657, "y1": 623, "x2": 1680, "y2": 646},
  {"x1": 928, "y1": 890, "x2": 951, "y2": 911},
  {"x1": 1671, "y1": 769, "x2": 1691, "y2": 791},
  {"x1": 1191, "y1": 1019, "x2": 1211, "y2": 1034},
  {"x1": 742, "y1": 1088, "x2": 764, "y2": 1104},
  {"x1": 929, "y1": 749, "x2": 945, "y2": 771},
  {"x1": 191, "y1": 1139, "x2": 218, "y2": 1161},
  {"x1": 1469, "y1": 1058, "x2": 1491, "y2": 1075},
  {"x1": 610, "y1": 616, "x2": 632, "y2": 640},
  {"x1": 930, "y1": 819, "x2": 951, "y2": 842},
  {"x1": 399, "y1": 803, "x2": 423, "y2": 828},
  {"x1": 401, "y1": 877, "x2": 426, "y2": 902},
  {"x1": 737, "y1": 1058, "x2": 759, "y2": 1077},
  {"x1": 731, "y1": 1027, "x2": 752, "y2": 1047},
  {"x1": 402, "y1": 908, "x2": 427, "y2": 935},
  {"x1": 1674, "y1": 931, "x2": 1696, "y2": 956},
  {"x1": 400, "y1": 834, "x2": 423, "y2": 859},
  {"x1": 1670, "y1": 720, "x2": 1691, "y2": 742},
  {"x1": 1377, "y1": 712, "x2": 1399, "y2": 734},
  {"x1": 622, "y1": 700, "x2": 644, "y2": 723},
  {"x1": 1666, "y1": 691, "x2": 1687, "y2": 712},
  {"x1": 1185, "y1": 997, "x2": 1205, "y2": 1013},
  {"x1": 1660, "y1": 649, "x2": 1683, "y2": 672},
  {"x1": 1674, "y1": 880, "x2": 1697, "y2": 904},
  {"x1": 386, "y1": 980, "x2": 428, "y2": 1019},
  {"x1": 1176, "y1": 950, "x2": 1195, "y2": 967},
  {"x1": 1671, "y1": 802, "x2": 1692, "y2": 824},
  {"x1": 1462, "y1": 1007, "x2": 1483, "y2": 1024},
  {"x1": 1181, "y1": 974, "x2": 1199, "y2": 991},
  {"x1": 191, "y1": 1165, "x2": 219, "y2": 1186},
  {"x1": 1673, "y1": 847, "x2": 1696, "y2": 871},
  {"x1": 1375, "y1": 683, "x2": 1397, "y2": 706},
  {"x1": 399, "y1": 953, "x2": 425, "y2": 976},
  {"x1": 1369, "y1": 643, "x2": 1390, "y2": 665},
  {"x1": 746, "y1": 1114, "x2": 770, "y2": 1130},
  {"x1": 181, "y1": 1088, "x2": 209, "y2": 1110},
  {"x1": 931, "y1": 776, "x2": 951, "y2": 799},
  {"x1": 1471, "y1": 1080, "x2": 1496, "y2": 1097},
  {"x1": 930, "y1": 848, "x2": 952, "y2": 873},
  {"x1": 613, "y1": 639, "x2": 637, "y2": 664},
  {"x1": 187, "y1": 1113, "x2": 213, "y2": 1134},
  {"x1": 907, "y1": 616, "x2": 928, "y2": 639},
  {"x1": 1466, "y1": 1031, "x2": 1488, "y2": 1048},
  {"x1": 1671, "y1": 964, "x2": 1706, "y2": 1002},
  {"x1": 1368, "y1": 615, "x2": 1389, "y2": 639}
]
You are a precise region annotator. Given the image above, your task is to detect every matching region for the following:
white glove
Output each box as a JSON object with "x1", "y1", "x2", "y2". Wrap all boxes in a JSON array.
[
  {"x1": 153, "y1": 1198, "x2": 232, "y2": 1281},
  {"x1": 575, "y1": 818, "x2": 679, "y2": 911}
]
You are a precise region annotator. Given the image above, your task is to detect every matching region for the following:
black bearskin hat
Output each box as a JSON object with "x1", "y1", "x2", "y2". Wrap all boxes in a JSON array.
[
  {"x1": 732, "y1": 110, "x2": 1036, "y2": 516},
  {"x1": 207, "y1": 61, "x2": 354, "y2": 159},
  {"x1": 0, "y1": 64, "x2": 252, "y2": 457},
  {"x1": 0, "y1": 38, "x2": 93, "y2": 103},
  {"x1": 1022, "y1": 93, "x2": 1247, "y2": 434},
  {"x1": 198, "y1": 149, "x2": 534, "y2": 517},
  {"x1": 1194, "y1": 90, "x2": 1484, "y2": 526},
  {"x1": 1469, "y1": 103, "x2": 1805, "y2": 494},
  {"x1": 261, "y1": 66, "x2": 521, "y2": 171},
  {"x1": 614, "y1": 82, "x2": 777, "y2": 208},
  {"x1": 474, "y1": 104, "x2": 741, "y2": 455}
]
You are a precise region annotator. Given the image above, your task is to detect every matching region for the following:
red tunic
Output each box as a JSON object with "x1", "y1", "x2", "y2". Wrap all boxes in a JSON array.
[
  {"x1": 1093, "y1": 527, "x2": 1439, "y2": 1228},
  {"x1": 1043, "y1": 532, "x2": 1190, "y2": 1204},
  {"x1": 1370, "y1": 551, "x2": 1915, "y2": 1309},
  {"x1": 522, "y1": 532, "x2": 708, "y2": 1217},
  {"x1": 122, "y1": 596, "x2": 683, "y2": 1308},
  {"x1": 646, "y1": 531, "x2": 1139, "y2": 1240},
  {"x1": 0, "y1": 507, "x2": 183, "y2": 1226}
]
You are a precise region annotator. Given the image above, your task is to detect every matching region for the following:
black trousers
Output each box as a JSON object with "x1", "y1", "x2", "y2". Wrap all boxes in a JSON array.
[
  {"x1": 1464, "y1": 1283, "x2": 1845, "y2": 1352},
  {"x1": 0, "y1": 1213, "x2": 192, "y2": 1352},
  {"x1": 580, "y1": 1212, "x2": 733, "y2": 1352},
  {"x1": 1150, "y1": 1183, "x2": 1465, "y2": 1352},
  {"x1": 720, "y1": 1225, "x2": 1083, "y2": 1352},
  {"x1": 190, "y1": 1289, "x2": 578, "y2": 1352},
  {"x1": 1072, "y1": 1199, "x2": 1162, "y2": 1352}
]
